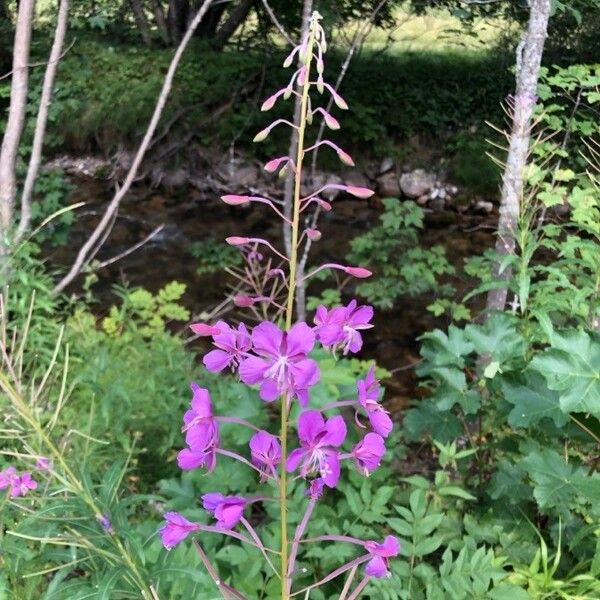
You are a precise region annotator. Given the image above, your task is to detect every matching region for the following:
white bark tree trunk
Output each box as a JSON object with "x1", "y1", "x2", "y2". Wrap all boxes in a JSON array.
[
  {"x1": 15, "y1": 0, "x2": 70, "y2": 243},
  {"x1": 0, "y1": 0, "x2": 35, "y2": 248},
  {"x1": 486, "y1": 0, "x2": 551, "y2": 312}
]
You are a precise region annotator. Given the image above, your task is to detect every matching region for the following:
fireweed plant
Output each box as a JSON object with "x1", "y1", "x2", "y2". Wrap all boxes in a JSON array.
[{"x1": 158, "y1": 13, "x2": 399, "y2": 599}]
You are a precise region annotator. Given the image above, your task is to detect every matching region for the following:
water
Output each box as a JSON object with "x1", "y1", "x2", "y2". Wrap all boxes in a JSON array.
[{"x1": 51, "y1": 176, "x2": 495, "y2": 413}]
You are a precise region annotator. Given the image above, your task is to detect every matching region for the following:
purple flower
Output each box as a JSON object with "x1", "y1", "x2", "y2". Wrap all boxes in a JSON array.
[
  {"x1": 0, "y1": 466, "x2": 17, "y2": 491},
  {"x1": 249, "y1": 430, "x2": 281, "y2": 481},
  {"x1": 159, "y1": 512, "x2": 200, "y2": 550},
  {"x1": 239, "y1": 322, "x2": 319, "y2": 406},
  {"x1": 364, "y1": 535, "x2": 400, "y2": 578},
  {"x1": 178, "y1": 383, "x2": 219, "y2": 472},
  {"x1": 97, "y1": 514, "x2": 114, "y2": 533},
  {"x1": 202, "y1": 493, "x2": 247, "y2": 530},
  {"x1": 202, "y1": 320, "x2": 252, "y2": 373},
  {"x1": 36, "y1": 457, "x2": 52, "y2": 471},
  {"x1": 286, "y1": 410, "x2": 346, "y2": 488},
  {"x1": 306, "y1": 478, "x2": 325, "y2": 500},
  {"x1": 352, "y1": 433, "x2": 385, "y2": 476},
  {"x1": 314, "y1": 300, "x2": 373, "y2": 355},
  {"x1": 357, "y1": 368, "x2": 393, "y2": 438},
  {"x1": 9, "y1": 472, "x2": 37, "y2": 497}
]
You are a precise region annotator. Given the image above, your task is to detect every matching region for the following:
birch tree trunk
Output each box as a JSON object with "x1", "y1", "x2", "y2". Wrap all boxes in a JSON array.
[
  {"x1": 15, "y1": 0, "x2": 69, "y2": 243},
  {"x1": 486, "y1": 0, "x2": 551, "y2": 312},
  {"x1": 0, "y1": 0, "x2": 35, "y2": 247}
]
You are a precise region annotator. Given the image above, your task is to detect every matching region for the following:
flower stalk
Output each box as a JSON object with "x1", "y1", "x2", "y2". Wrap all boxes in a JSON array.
[{"x1": 160, "y1": 11, "x2": 399, "y2": 599}]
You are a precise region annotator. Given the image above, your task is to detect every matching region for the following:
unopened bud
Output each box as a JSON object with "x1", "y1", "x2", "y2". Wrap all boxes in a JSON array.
[
  {"x1": 226, "y1": 236, "x2": 250, "y2": 246},
  {"x1": 316, "y1": 76, "x2": 324, "y2": 94},
  {"x1": 333, "y1": 91, "x2": 349, "y2": 110},
  {"x1": 323, "y1": 111, "x2": 340, "y2": 130},
  {"x1": 261, "y1": 94, "x2": 278, "y2": 111},
  {"x1": 221, "y1": 194, "x2": 251, "y2": 205},
  {"x1": 345, "y1": 266, "x2": 372, "y2": 278},
  {"x1": 253, "y1": 127, "x2": 270, "y2": 143},
  {"x1": 337, "y1": 149, "x2": 355, "y2": 167},
  {"x1": 346, "y1": 186, "x2": 374, "y2": 199},
  {"x1": 233, "y1": 295, "x2": 255, "y2": 307},
  {"x1": 264, "y1": 157, "x2": 286, "y2": 173},
  {"x1": 316, "y1": 198, "x2": 332, "y2": 211},
  {"x1": 283, "y1": 86, "x2": 293, "y2": 100},
  {"x1": 190, "y1": 323, "x2": 222, "y2": 336},
  {"x1": 306, "y1": 228, "x2": 321, "y2": 241}
]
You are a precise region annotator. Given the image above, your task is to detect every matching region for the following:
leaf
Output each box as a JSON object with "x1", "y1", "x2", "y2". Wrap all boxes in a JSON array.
[
  {"x1": 500, "y1": 372, "x2": 568, "y2": 427},
  {"x1": 531, "y1": 329, "x2": 600, "y2": 416},
  {"x1": 215, "y1": 544, "x2": 247, "y2": 566},
  {"x1": 521, "y1": 449, "x2": 599, "y2": 511},
  {"x1": 404, "y1": 400, "x2": 462, "y2": 443},
  {"x1": 489, "y1": 583, "x2": 533, "y2": 599},
  {"x1": 414, "y1": 535, "x2": 443, "y2": 557},
  {"x1": 438, "y1": 486, "x2": 476, "y2": 501},
  {"x1": 465, "y1": 314, "x2": 525, "y2": 365}
]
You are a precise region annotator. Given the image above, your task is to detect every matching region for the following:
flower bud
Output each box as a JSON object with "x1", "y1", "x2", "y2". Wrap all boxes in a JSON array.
[
  {"x1": 316, "y1": 76, "x2": 324, "y2": 94},
  {"x1": 346, "y1": 186, "x2": 374, "y2": 199},
  {"x1": 190, "y1": 323, "x2": 222, "y2": 336},
  {"x1": 306, "y1": 228, "x2": 321, "y2": 241},
  {"x1": 316, "y1": 198, "x2": 332, "y2": 211},
  {"x1": 316, "y1": 57, "x2": 324, "y2": 75},
  {"x1": 283, "y1": 85, "x2": 293, "y2": 100},
  {"x1": 345, "y1": 266, "x2": 372, "y2": 278},
  {"x1": 261, "y1": 93, "x2": 278, "y2": 111},
  {"x1": 323, "y1": 111, "x2": 340, "y2": 130},
  {"x1": 233, "y1": 295, "x2": 256, "y2": 307},
  {"x1": 253, "y1": 127, "x2": 270, "y2": 143},
  {"x1": 221, "y1": 194, "x2": 251, "y2": 205},
  {"x1": 297, "y1": 66, "x2": 307, "y2": 86},
  {"x1": 226, "y1": 236, "x2": 250, "y2": 246},
  {"x1": 337, "y1": 149, "x2": 355, "y2": 167},
  {"x1": 264, "y1": 157, "x2": 287, "y2": 173},
  {"x1": 332, "y1": 91, "x2": 348, "y2": 110}
]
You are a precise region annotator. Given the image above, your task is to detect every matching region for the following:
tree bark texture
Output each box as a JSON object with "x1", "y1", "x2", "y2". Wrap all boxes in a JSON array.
[
  {"x1": 129, "y1": 0, "x2": 153, "y2": 46},
  {"x1": 212, "y1": 0, "x2": 256, "y2": 50},
  {"x1": 0, "y1": 0, "x2": 35, "y2": 241},
  {"x1": 16, "y1": 0, "x2": 69, "y2": 243},
  {"x1": 486, "y1": 0, "x2": 551, "y2": 312}
]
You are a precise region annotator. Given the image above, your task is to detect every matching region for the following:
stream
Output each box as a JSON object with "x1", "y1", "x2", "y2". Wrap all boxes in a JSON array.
[{"x1": 49, "y1": 174, "x2": 496, "y2": 415}]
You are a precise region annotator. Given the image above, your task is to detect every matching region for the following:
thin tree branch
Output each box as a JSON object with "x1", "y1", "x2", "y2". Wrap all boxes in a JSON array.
[
  {"x1": 52, "y1": 0, "x2": 215, "y2": 294},
  {"x1": 16, "y1": 0, "x2": 71, "y2": 243},
  {"x1": 260, "y1": 0, "x2": 293, "y2": 45},
  {"x1": 92, "y1": 224, "x2": 165, "y2": 269}
]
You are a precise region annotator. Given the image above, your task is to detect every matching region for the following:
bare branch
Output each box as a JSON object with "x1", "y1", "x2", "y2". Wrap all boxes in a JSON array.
[
  {"x1": 16, "y1": 0, "x2": 71, "y2": 243},
  {"x1": 53, "y1": 0, "x2": 215, "y2": 295},
  {"x1": 260, "y1": 0, "x2": 293, "y2": 45},
  {"x1": 93, "y1": 224, "x2": 165, "y2": 269}
]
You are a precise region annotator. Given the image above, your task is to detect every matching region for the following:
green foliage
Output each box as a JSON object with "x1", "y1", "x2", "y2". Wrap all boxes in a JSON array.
[
  {"x1": 101, "y1": 280, "x2": 190, "y2": 338},
  {"x1": 347, "y1": 199, "x2": 454, "y2": 309},
  {"x1": 189, "y1": 238, "x2": 242, "y2": 275},
  {"x1": 28, "y1": 169, "x2": 74, "y2": 246}
]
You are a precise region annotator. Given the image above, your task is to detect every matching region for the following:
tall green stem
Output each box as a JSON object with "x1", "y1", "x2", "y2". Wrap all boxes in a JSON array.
[{"x1": 280, "y1": 23, "x2": 316, "y2": 600}]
